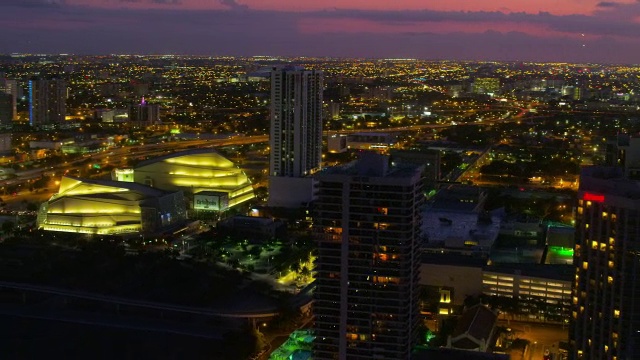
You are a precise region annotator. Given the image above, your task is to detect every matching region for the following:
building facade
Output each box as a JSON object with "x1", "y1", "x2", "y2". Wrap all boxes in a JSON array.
[
  {"x1": 129, "y1": 98, "x2": 159, "y2": 128},
  {"x1": 37, "y1": 176, "x2": 186, "y2": 235},
  {"x1": 313, "y1": 154, "x2": 424, "y2": 360},
  {"x1": 0, "y1": 92, "x2": 12, "y2": 126},
  {"x1": 268, "y1": 67, "x2": 322, "y2": 207},
  {"x1": 120, "y1": 149, "x2": 254, "y2": 212},
  {"x1": 0, "y1": 77, "x2": 17, "y2": 121},
  {"x1": 571, "y1": 166, "x2": 640, "y2": 359},
  {"x1": 269, "y1": 66, "x2": 322, "y2": 178},
  {"x1": 29, "y1": 79, "x2": 67, "y2": 126},
  {"x1": 482, "y1": 265, "x2": 572, "y2": 323}
]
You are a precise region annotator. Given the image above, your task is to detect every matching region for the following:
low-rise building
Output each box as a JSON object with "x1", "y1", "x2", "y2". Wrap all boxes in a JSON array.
[
  {"x1": 218, "y1": 215, "x2": 286, "y2": 242},
  {"x1": 447, "y1": 304, "x2": 498, "y2": 352},
  {"x1": 37, "y1": 176, "x2": 187, "y2": 235},
  {"x1": 482, "y1": 264, "x2": 572, "y2": 322},
  {"x1": 346, "y1": 132, "x2": 397, "y2": 151},
  {"x1": 115, "y1": 149, "x2": 254, "y2": 212}
]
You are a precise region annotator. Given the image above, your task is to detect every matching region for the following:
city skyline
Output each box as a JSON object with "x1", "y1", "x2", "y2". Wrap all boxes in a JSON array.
[{"x1": 2, "y1": 0, "x2": 640, "y2": 63}]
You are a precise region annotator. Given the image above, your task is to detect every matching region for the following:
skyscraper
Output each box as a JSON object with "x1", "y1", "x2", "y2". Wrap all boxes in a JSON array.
[
  {"x1": 269, "y1": 66, "x2": 323, "y2": 178},
  {"x1": 28, "y1": 79, "x2": 67, "y2": 126},
  {"x1": 268, "y1": 66, "x2": 323, "y2": 208},
  {"x1": 572, "y1": 136, "x2": 640, "y2": 359},
  {"x1": 0, "y1": 93, "x2": 12, "y2": 126},
  {"x1": 0, "y1": 76, "x2": 18, "y2": 121},
  {"x1": 313, "y1": 154, "x2": 424, "y2": 360},
  {"x1": 129, "y1": 97, "x2": 160, "y2": 128}
]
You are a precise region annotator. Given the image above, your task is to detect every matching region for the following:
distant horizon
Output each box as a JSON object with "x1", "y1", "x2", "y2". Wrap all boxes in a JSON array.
[
  {"x1": 1, "y1": 53, "x2": 638, "y2": 67},
  {"x1": 1, "y1": 0, "x2": 640, "y2": 64}
]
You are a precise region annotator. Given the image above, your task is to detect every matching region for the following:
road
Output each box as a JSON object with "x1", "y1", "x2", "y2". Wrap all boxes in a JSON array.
[{"x1": 501, "y1": 320, "x2": 568, "y2": 360}]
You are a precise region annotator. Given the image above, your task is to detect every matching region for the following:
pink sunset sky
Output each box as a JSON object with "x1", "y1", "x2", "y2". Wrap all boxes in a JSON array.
[{"x1": 1, "y1": 0, "x2": 639, "y2": 62}]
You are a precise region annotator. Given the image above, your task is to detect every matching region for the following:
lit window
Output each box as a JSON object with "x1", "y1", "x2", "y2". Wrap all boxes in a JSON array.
[
  {"x1": 440, "y1": 289, "x2": 451, "y2": 304},
  {"x1": 614, "y1": 309, "x2": 620, "y2": 318},
  {"x1": 583, "y1": 262, "x2": 589, "y2": 270}
]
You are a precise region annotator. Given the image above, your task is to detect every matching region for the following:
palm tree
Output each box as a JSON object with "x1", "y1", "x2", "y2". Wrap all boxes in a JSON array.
[{"x1": 290, "y1": 262, "x2": 301, "y2": 273}]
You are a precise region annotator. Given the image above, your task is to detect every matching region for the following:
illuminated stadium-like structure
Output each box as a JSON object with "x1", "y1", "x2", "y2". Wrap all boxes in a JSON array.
[
  {"x1": 37, "y1": 176, "x2": 187, "y2": 235},
  {"x1": 115, "y1": 149, "x2": 254, "y2": 211}
]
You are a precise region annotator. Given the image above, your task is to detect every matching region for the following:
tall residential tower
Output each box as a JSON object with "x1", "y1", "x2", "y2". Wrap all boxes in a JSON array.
[
  {"x1": 571, "y1": 134, "x2": 640, "y2": 359},
  {"x1": 28, "y1": 79, "x2": 67, "y2": 126},
  {"x1": 268, "y1": 66, "x2": 323, "y2": 207},
  {"x1": 0, "y1": 76, "x2": 18, "y2": 122},
  {"x1": 313, "y1": 154, "x2": 424, "y2": 360}
]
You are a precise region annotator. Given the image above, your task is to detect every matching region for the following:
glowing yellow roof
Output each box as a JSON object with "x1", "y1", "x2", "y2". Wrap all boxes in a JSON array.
[{"x1": 136, "y1": 149, "x2": 236, "y2": 168}]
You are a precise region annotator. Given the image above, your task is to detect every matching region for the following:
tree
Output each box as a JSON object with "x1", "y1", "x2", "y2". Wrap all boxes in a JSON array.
[
  {"x1": 300, "y1": 266, "x2": 311, "y2": 278},
  {"x1": 290, "y1": 262, "x2": 301, "y2": 273},
  {"x1": 219, "y1": 325, "x2": 265, "y2": 359},
  {"x1": 249, "y1": 245, "x2": 262, "y2": 258},
  {"x1": 1, "y1": 220, "x2": 14, "y2": 235}
]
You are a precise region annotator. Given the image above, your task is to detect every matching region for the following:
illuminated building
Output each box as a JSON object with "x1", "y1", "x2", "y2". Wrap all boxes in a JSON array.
[
  {"x1": 482, "y1": 264, "x2": 572, "y2": 322},
  {"x1": 268, "y1": 66, "x2": 322, "y2": 208},
  {"x1": 571, "y1": 165, "x2": 640, "y2": 359},
  {"x1": 347, "y1": 132, "x2": 397, "y2": 152},
  {"x1": 129, "y1": 97, "x2": 159, "y2": 128},
  {"x1": 313, "y1": 154, "x2": 424, "y2": 360},
  {"x1": 472, "y1": 78, "x2": 500, "y2": 96},
  {"x1": 37, "y1": 176, "x2": 186, "y2": 235},
  {"x1": 129, "y1": 149, "x2": 254, "y2": 211},
  {"x1": 327, "y1": 134, "x2": 347, "y2": 154},
  {"x1": 28, "y1": 78, "x2": 67, "y2": 126},
  {"x1": 112, "y1": 168, "x2": 135, "y2": 182}
]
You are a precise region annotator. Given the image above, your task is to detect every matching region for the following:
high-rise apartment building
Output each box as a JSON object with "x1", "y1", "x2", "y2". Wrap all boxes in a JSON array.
[
  {"x1": 313, "y1": 154, "x2": 424, "y2": 360},
  {"x1": 571, "y1": 138, "x2": 640, "y2": 359},
  {"x1": 472, "y1": 77, "x2": 500, "y2": 96},
  {"x1": 128, "y1": 97, "x2": 159, "y2": 128},
  {"x1": 268, "y1": 66, "x2": 323, "y2": 207},
  {"x1": 0, "y1": 76, "x2": 18, "y2": 121},
  {"x1": 28, "y1": 79, "x2": 67, "y2": 126},
  {"x1": 0, "y1": 93, "x2": 12, "y2": 126}
]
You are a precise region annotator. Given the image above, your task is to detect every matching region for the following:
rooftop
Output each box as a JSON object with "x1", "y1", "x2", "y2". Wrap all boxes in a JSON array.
[
  {"x1": 451, "y1": 304, "x2": 497, "y2": 344},
  {"x1": 421, "y1": 253, "x2": 488, "y2": 268},
  {"x1": 55, "y1": 176, "x2": 171, "y2": 199},
  {"x1": 483, "y1": 263, "x2": 573, "y2": 282},
  {"x1": 412, "y1": 348, "x2": 509, "y2": 360},
  {"x1": 422, "y1": 210, "x2": 500, "y2": 250},
  {"x1": 135, "y1": 148, "x2": 235, "y2": 168},
  {"x1": 317, "y1": 153, "x2": 423, "y2": 179}
]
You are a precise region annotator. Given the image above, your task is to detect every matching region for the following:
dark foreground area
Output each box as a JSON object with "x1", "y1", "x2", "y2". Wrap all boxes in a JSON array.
[{"x1": 0, "y1": 314, "x2": 227, "y2": 360}]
